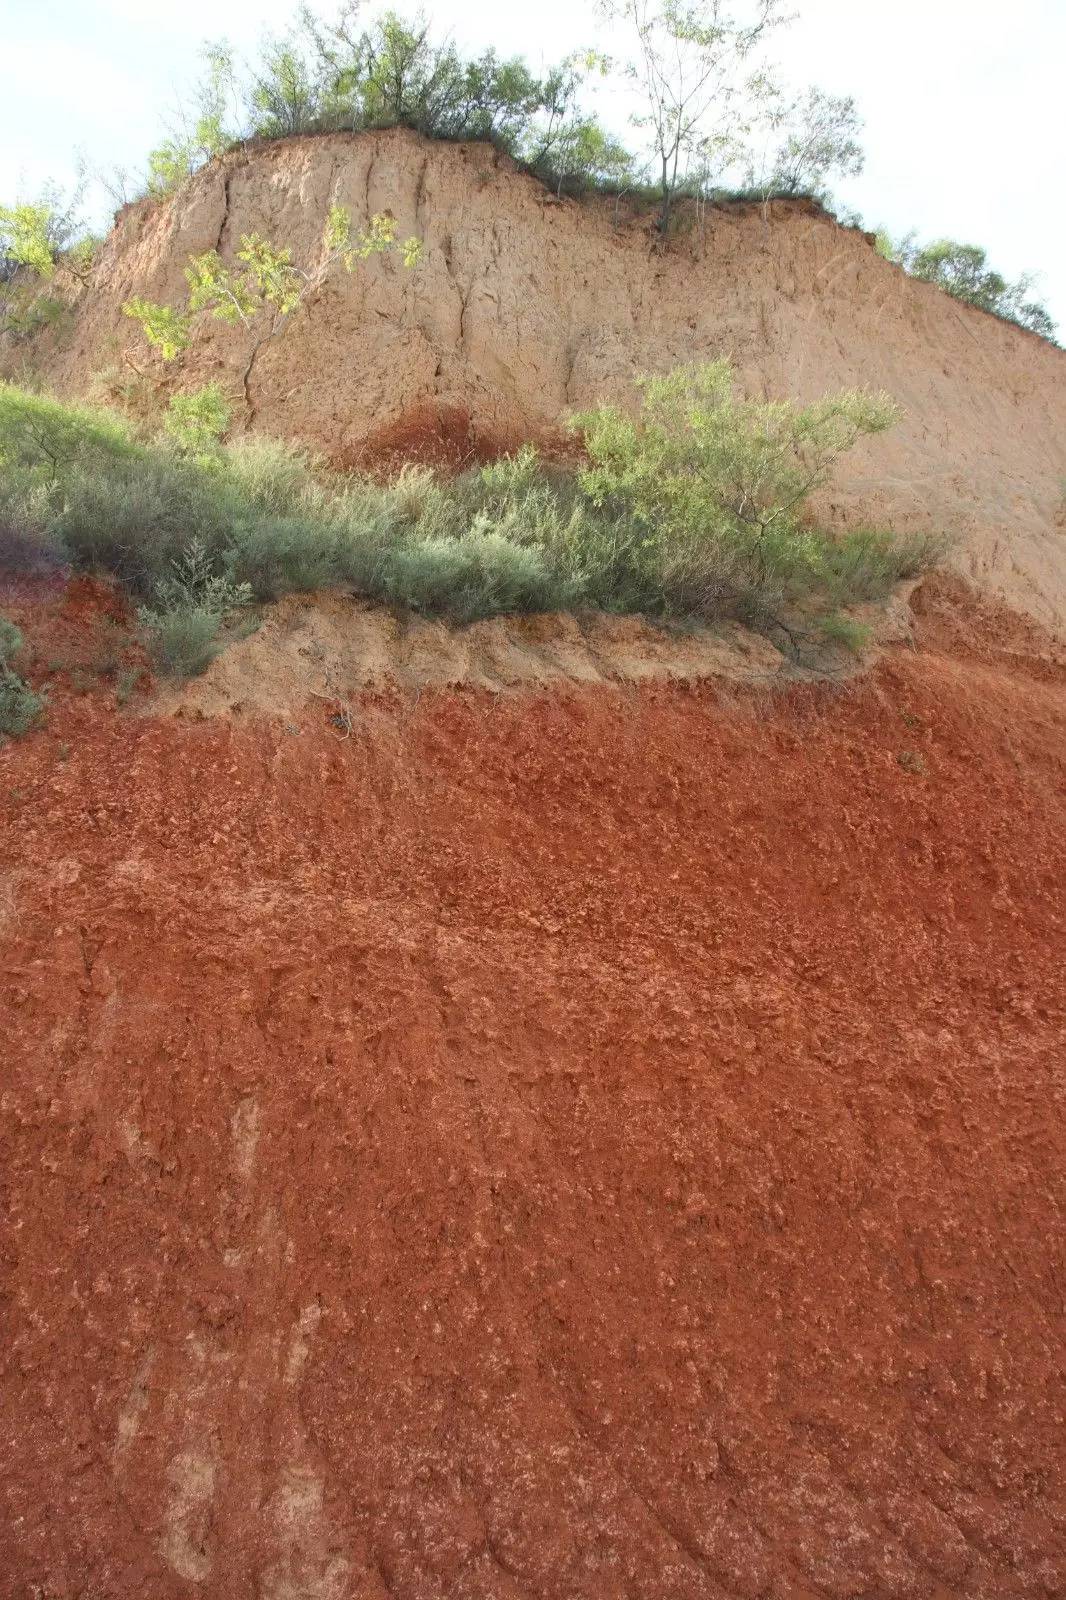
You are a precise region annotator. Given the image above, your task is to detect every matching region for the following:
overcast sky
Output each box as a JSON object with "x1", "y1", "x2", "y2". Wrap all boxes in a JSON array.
[{"x1": 2, "y1": 0, "x2": 1063, "y2": 329}]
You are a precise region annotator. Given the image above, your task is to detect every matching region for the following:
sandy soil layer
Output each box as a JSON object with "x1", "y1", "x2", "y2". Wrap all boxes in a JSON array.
[
  {"x1": 1, "y1": 586, "x2": 1064, "y2": 1597},
  {"x1": 151, "y1": 594, "x2": 812, "y2": 719}
]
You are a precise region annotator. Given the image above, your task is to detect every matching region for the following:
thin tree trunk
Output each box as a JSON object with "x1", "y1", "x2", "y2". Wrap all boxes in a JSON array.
[{"x1": 659, "y1": 154, "x2": 672, "y2": 235}]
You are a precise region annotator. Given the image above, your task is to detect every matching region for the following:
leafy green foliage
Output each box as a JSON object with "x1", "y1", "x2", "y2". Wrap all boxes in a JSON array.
[
  {"x1": 877, "y1": 233, "x2": 1058, "y2": 343},
  {"x1": 0, "y1": 204, "x2": 56, "y2": 277},
  {"x1": 147, "y1": 142, "x2": 200, "y2": 200},
  {"x1": 122, "y1": 297, "x2": 191, "y2": 360},
  {"x1": 148, "y1": 536, "x2": 252, "y2": 616},
  {"x1": 64, "y1": 236, "x2": 99, "y2": 285},
  {"x1": 247, "y1": 35, "x2": 324, "y2": 138},
  {"x1": 254, "y1": 7, "x2": 602, "y2": 163},
  {"x1": 751, "y1": 86, "x2": 864, "y2": 202},
  {"x1": 136, "y1": 8, "x2": 636, "y2": 201},
  {"x1": 163, "y1": 383, "x2": 232, "y2": 452},
  {"x1": 138, "y1": 605, "x2": 225, "y2": 678},
  {"x1": 0, "y1": 669, "x2": 46, "y2": 738},
  {"x1": 1, "y1": 203, "x2": 62, "y2": 339},
  {"x1": 184, "y1": 242, "x2": 288, "y2": 326},
  {"x1": 331, "y1": 13, "x2": 544, "y2": 141},
  {"x1": 145, "y1": 44, "x2": 235, "y2": 197},
  {"x1": 0, "y1": 379, "x2": 944, "y2": 676},
  {"x1": 0, "y1": 173, "x2": 100, "y2": 341},
  {"x1": 123, "y1": 207, "x2": 419, "y2": 379},
  {"x1": 324, "y1": 207, "x2": 422, "y2": 271},
  {"x1": 0, "y1": 614, "x2": 46, "y2": 738},
  {"x1": 49, "y1": 458, "x2": 228, "y2": 591},
  {"x1": 137, "y1": 537, "x2": 252, "y2": 677},
  {"x1": 0, "y1": 382, "x2": 141, "y2": 482},
  {"x1": 819, "y1": 612, "x2": 870, "y2": 653},
  {"x1": 600, "y1": 0, "x2": 789, "y2": 230},
  {"x1": 0, "y1": 616, "x2": 23, "y2": 664},
  {"x1": 386, "y1": 530, "x2": 573, "y2": 622},
  {"x1": 0, "y1": 292, "x2": 70, "y2": 340},
  {"x1": 571, "y1": 362, "x2": 917, "y2": 619},
  {"x1": 536, "y1": 115, "x2": 636, "y2": 195},
  {"x1": 575, "y1": 361, "x2": 899, "y2": 542}
]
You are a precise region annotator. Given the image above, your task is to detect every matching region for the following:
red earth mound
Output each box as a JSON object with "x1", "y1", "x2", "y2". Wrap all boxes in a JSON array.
[
  {"x1": 339, "y1": 403, "x2": 579, "y2": 478},
  {"x1": 1, "y1": 584, "x2": 1064, "y2": 1597}
]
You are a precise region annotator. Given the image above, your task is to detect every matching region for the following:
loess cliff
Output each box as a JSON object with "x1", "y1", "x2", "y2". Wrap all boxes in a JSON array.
[
  {"x1": 2, "y1": 129, "x2": 1066, "y2": 1600},
  {"x1": 19, "y1": 126, "x2": 1066, "y2": 635}
]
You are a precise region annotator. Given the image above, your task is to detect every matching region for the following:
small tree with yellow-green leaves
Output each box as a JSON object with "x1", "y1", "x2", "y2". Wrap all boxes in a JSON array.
[
  {"x1": 123, "y1": 204, "x2": 421, "y2": 417},
  {"x1": 0, "y1": 197, "x2": 99, "y2": 339}
]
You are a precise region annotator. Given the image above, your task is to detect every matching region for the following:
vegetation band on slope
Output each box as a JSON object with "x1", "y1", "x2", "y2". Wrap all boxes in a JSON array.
[{"x1": 0, "y1": 365, "x2": 943, "y2": 688}]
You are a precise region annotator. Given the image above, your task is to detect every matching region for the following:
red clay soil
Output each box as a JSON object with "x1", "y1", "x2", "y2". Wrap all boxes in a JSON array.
[
  {"x1": 338, "y1": 404, "x2": 574, "y2": 477},
  {"x1": 1, "y1": 585, "x2": 1064, "y2": 1598}
]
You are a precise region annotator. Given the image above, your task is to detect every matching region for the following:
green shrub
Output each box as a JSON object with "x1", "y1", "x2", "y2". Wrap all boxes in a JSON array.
[
  {"x1": 224, "y1": 513, "x2": 353, "y2": 599},
  {"x1": 0, "y1": 203, "x2": 56, "y2": 278},
  {"x1": 572, "y1": 360, "x2": 904, "y2": 619},
  {"x1": 145, "y1": 44, "x2": 235, "y2": 197},
  {"x1": 121, "y1": 298, "x2": 190, "y2": 360},
  {"x1": 245, "y1": 7, "x2": 631, "y2": 195},
  {"x1": 877, "y1": 233, "x2": 1058, "y2": 344},
  {"x1": 220, "y1": 435, "x2": 328, "y2": 516},
  {"x1": 127, "y1": 210, "x2": 419, "y2": 371},
  {"x1": 819, "y1": 613, "x2": 871, "y2": 653},
  {"x1": 0, "y1": 616, "x2": 23, "y2": 664},
  {"x1": 0, "y1": 180, "x2": 100, "y2": 338},
  {"x1": 0, "y1": 292, "x2": 70, "y2": 341},
  {"x1": 137, "y1": 539, "x2": 252, "y2": 678},
  {"x1": 817, "y1": 527, "x2": 948, "y2": 606},
  {"x1": 0, "y1": 668, "x2": 46, "y2": 737},
  {"x1": 107, "y1": 7, "x2": 634, "y2": 206},
  {"x1": 0, "y1": 378, "x2": 944, "y2": 674},
  {"x1": 138, "y1": 605, "x2": 225, "y2": 678},
  {"x1": 52, "y1": 456, "x2": 234, "y2": 593},
  {"x1": 0, "y1": 383, "x2": 141, "y2": 483},
  {"x1": 163, "y1": 383, "x2": 232, "y2": 453},
  {"x1": 383, "y1": 527, "x2": 573, "y2": 622},
  {"x1": 0, "y1": 615, "x2": 46, "y2": 738},
  {"x1": 575, "y1": 361, "x2": 899, "y2": 540},
  {"x1": 146, "y1": 126, "x2": 227, "y2": 200},
  {"x1": 247, "y1": 35, "x2": 325, "y2": 139},
  {"x1": 144, "y1": 537, "x2": 252, "y2": 616}
]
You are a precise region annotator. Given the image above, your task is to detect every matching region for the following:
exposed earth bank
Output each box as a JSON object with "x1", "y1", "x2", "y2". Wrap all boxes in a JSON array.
[
  {"x1": 1, "y1": 580, "x2": 1063, "y2": 1597},
  {"x1": 12, "y1": 127, "x2": 1066, "y2": 635},
  {"x1": 149, "y1": 591, "x2": 901, "y2": 720}
]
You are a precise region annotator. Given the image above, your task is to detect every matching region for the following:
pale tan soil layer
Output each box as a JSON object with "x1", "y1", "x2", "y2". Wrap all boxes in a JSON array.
[
  {"x1": 1, "y1": 579, "x2": 1064, "y2": 1597},
  {"x1": 152, "y1": 588, "x2": 918, "y2": 721},
  {"x1": 150, "y1": 593, "x2": 870, "y2": 720},
  {"x1": 14, "y1": 128, "x2": 1066, "y2": 634}
]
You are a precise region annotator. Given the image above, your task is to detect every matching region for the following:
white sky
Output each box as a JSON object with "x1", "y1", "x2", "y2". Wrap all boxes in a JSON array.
[{"x1": 1, "y1": 0, "x2": 1063, "y2": 328}]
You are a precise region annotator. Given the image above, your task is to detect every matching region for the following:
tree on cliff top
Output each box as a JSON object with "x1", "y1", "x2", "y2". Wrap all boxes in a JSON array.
[
  {"x1": 876, "y1": 233, "x2": 1058, "y2": 343},
  {"x1": 598, "y1": 0, "x2": 789, "y2": 231},
  {"x1": 0, "y1": 179, "x2": 97, "y2": 340},
  {"x1": 220, "y1": 5, "x2": 635, "y2": 196}
]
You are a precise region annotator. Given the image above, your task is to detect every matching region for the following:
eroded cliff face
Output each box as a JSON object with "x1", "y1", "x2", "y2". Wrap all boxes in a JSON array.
[
  {"x1": 18, "y1": 127, "x2": 1066, "y2": 631},
  {"x1": 3, "y1": 131, "x2": 1066, "y2": 1600}
]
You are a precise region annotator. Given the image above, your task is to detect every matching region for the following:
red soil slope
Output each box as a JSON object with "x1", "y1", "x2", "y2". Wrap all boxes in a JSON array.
[{"x1": 1, "y1": 584, "x2": 1064, "y2": 1597}]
